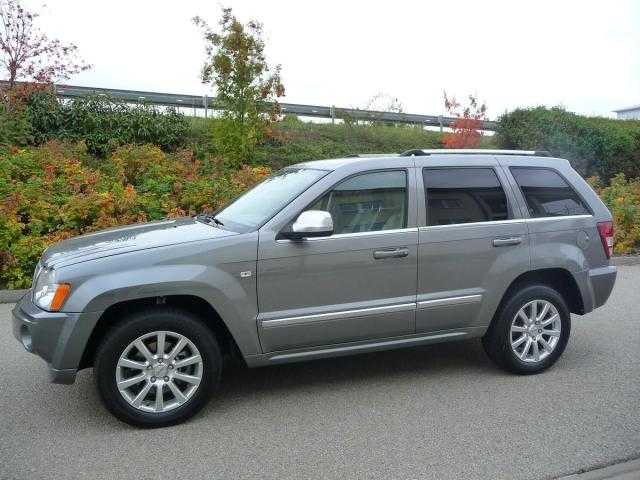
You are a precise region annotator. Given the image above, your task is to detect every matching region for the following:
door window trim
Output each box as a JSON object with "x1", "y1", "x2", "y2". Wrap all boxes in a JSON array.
[
  {"x1": 277, "y1": 168, "x2": 411, "y2": 240},
  {"x1": 421, "y1": 166, "x2": 514, "y2": 228}
]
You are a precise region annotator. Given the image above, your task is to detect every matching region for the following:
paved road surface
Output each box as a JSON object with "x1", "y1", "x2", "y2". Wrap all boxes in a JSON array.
[{"x1": 1, "y1": 267, "x2": 639, "y2": 480}]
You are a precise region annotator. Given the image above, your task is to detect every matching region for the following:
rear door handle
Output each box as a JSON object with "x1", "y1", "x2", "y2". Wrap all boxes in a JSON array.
[
  {"x1": 373, "y1": 247, "x2": 409, "y2": 259},
  {"x1": 492, "y1": 237, "x2": 523, "y2": 247}
]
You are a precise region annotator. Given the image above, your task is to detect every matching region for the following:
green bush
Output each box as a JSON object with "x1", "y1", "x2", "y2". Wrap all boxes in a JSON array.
[
  {"x1": 0, "y1": 102, "x2": 31, "y2": 147},
  {"x1": 185, "y1": 115, "x2": 457, "y2": 169},
  {"x1": 590, "y1": 174, "x2": 640, "y2": 255},
  {"x1": 25, "y1": 91, "x2": 190, "y2": 156},
  {"x1": 257, "y1": 116, "x2": 446, "y2": 168},
  {"x1": 0, "y1": 142, "x2": 269, "y2": 288},
  {"x1": 496, "y1": 107, "x2": 640, "y2": 181}
]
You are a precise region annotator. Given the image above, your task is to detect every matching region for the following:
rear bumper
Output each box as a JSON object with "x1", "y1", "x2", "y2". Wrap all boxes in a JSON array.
[
  {"x1": 12, "y1": 293, "x2": 101, "y2": 384},
  {"x1": 574, "y1": 265, "x2": 617, "y2": 314},
  {"x1": 588, "y1": 265, "x2": 617, "y2": 309}
]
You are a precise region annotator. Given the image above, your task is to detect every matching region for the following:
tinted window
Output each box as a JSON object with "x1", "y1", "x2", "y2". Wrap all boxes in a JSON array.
[
  {"x1": 306, "y1": 170, "x2": 407, "y2": 234},
  {"x1": 423, "y1": 168, "x2": 509, "y2": 226},
  {"x1": 511, "y1": 167, "x2": 590, "y2": 218}
]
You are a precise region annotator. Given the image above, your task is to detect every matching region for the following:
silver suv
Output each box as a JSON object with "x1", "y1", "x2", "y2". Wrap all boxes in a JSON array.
[{"x1": 12, "y1": 149, "x2": 617, "y2": 427}]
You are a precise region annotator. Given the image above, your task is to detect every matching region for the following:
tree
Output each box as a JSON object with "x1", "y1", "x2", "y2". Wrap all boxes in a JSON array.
[
  {"x1": 0, "y1": 0, "x2": 90, "y2": 88},
  {"x1": 443, "y1": 92, "x2": 487, "y2": 149},
  {"x1": 193, "y1": 8, "x2": 284, "y2": 166}
]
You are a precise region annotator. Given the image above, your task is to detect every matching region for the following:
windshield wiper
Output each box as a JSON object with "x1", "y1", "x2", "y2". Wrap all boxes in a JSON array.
[{"x1": 196, "y1": 214, "x2": 224, "y2": 227}]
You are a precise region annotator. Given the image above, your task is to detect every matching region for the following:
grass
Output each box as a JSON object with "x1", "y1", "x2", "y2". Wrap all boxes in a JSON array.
[{"x1": 187, "y1": 115, "x2": 498, "y2": 170}]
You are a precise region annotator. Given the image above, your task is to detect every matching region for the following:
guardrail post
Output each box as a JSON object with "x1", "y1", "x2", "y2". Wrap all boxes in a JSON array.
[
  {"x1": 438, "y1": 116, "x2": 443, "y2": 133},
  {"x1": 203, "y1": 95, "x2": 208, "y2": 118},
  {"x1": 330, "y1": 105, "x2": 335, "y2": 124}
]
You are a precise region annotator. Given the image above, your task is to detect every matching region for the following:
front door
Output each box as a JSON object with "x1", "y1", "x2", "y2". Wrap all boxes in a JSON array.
[{"x1": 257, "y1": 169, "x2": 418, "y2": 352}]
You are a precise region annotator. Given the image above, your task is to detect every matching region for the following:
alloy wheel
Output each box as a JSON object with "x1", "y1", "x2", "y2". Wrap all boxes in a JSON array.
[
  {"x1": 115, "y1": 331, "x2": 203, "y2": 413},
  {"x1": 510, "y1": 299, "x2": 562, "y2": 363}
]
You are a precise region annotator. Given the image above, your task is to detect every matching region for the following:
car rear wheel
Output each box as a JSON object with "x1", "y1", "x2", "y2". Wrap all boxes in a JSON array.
[
  {"x1": 482, "y1": 285, "x2": 571, "y2": 374},
  {"x1": 95, "y1": 307, "x2": 221, "y2": 427}
]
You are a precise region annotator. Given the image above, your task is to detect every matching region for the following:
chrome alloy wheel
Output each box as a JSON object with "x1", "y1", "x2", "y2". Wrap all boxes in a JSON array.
[
  {"x1": 510, "y1": 300, "x2": 562, "y2": 363},
  {"x1": 115, "y1": 331, "x2": 203, "y2": 413}
]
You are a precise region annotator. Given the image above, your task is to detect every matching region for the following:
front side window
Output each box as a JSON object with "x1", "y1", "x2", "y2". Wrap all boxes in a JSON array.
[
  {"x1": 510, "y1": 167, "x2": 590, "y2": 218},
  {"x1": 306, "y1": 170, "x2": 408, "y2": 234},
  {"x1": 215, "y1": 168, "x2": 328, "y2": 232},
  {"x1": 423, "y1": 168, "x2": 509, "y2": 226}
]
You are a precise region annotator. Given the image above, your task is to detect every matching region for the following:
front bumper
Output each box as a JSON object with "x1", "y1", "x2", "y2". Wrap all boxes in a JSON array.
[{"x1": 12, "y1": 293, "x2": 101, "y2": 384}]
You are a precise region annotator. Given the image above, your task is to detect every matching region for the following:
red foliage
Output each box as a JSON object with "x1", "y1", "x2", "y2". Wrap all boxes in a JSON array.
[
  {"x1": 443, "y1": 92, "x2": 487, "y2": 149},
  {"x1": 0, "y1": 0, "x2": 90, "y2": 88}
]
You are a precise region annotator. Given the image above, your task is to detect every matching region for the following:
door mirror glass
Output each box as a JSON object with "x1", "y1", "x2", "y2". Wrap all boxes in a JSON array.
[{"x1": 288, "y1": 210, "x2": 334, "y2": 239}]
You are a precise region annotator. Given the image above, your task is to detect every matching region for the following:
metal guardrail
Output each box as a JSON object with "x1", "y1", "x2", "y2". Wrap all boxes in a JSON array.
[{"x1": 2, "y1": 82, "x2": 498, "y2": 131}]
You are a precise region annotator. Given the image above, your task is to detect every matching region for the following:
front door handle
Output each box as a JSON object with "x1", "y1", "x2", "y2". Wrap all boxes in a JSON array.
[
  {"x1": 493, "y1": 236, "x2": 523, "y2": 247},
  {"x1": 373, "y1": 247, "x2": 409, "y2": 259}
]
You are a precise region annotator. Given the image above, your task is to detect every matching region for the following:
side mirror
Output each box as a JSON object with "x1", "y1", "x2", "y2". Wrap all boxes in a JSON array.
[{"x1": 285, "y1": 210, "x2": 334, "y2": 239}]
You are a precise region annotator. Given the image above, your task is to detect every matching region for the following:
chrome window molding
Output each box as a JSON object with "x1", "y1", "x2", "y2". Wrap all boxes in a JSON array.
[
  {"x1": 418, "y1": 214, "x2": 593, "y2": 230},
  {"x1": 261, "y1": 302, "x2": 416, "y2": 328},
  {"x1": 419, "y1": 219, "x2": 525, "y2": 231},
  {"x1": 276, "y1": 227, "x2": 418, "y2": 243},
  {"x1": 525, "y1": 214, "x2": 593, "y2": 223}
]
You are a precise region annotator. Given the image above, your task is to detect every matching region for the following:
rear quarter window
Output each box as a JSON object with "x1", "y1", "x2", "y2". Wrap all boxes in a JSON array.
[{"x1": 510, "y1": 167, "x2": 590, "y2": 218}]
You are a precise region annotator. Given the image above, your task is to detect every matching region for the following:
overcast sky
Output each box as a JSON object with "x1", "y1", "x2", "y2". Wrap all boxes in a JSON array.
[{"x1": 19, "y1": 0, "x2": 640, "y2": 119}]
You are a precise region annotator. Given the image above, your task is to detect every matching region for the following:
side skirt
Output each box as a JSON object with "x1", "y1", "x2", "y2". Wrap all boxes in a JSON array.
[{"x1": 243, "y1": 326, "x2": 486, "y2": 368}]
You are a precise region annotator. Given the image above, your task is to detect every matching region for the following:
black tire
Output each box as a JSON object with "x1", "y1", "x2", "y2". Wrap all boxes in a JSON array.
[
  {"x1": 94, "y1": 307, "x2": 222, "y2": 428},
  {"x1": 482, "y1": 284, "x2": 571, "y2": 375}
]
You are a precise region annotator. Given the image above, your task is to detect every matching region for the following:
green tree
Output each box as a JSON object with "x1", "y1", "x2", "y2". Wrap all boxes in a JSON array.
[{"x1": 193, "y1": 8, "x2": 285, "y2": 167}]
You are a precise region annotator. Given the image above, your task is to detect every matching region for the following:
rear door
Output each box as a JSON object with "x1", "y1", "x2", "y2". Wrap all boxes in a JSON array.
[
  {"x1": 415, "y1": 157, "x2": 531, "y2": 334},
  {"x1": 257, "y1": 167, "x2": 419, "y2": 352}
]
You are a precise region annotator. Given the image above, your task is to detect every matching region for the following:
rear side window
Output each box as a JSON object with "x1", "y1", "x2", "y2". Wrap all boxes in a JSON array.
[
  {"x1": 423, "y1": 168, "x2": 510, "y2": 226},
  {"x1": 510, "y1": 167, "x2": 590, "y2": 218}
]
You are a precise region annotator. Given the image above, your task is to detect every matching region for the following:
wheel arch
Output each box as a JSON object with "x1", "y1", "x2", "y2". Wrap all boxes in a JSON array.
[
  {"x1": 79, "y1": 295, "x2": 244, "y2": 370},
  {"x1": 494, "y1": 268, "x2": 585, "y2": 322}
]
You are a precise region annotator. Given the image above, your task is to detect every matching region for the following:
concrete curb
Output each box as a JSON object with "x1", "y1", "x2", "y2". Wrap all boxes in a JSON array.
[
  {"x1": 556, "y1": 457, "x2": 640, "y2": 479},
  {"x1": 612, "y1": 255, "x2": 640, "y2": 266},
  {"x1": 0, "y1": 289, "x2": 27, "y2": 304},
  {"x1": 0, "y1": 255, "x2": 639, "y2": 304}
]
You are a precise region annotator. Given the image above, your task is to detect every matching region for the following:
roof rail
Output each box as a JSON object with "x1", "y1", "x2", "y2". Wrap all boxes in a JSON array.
[
  {"x1": 345, "y1": 153, "x2": 399, "y2": 158},
  {"x1": 400, "y1": 149, "x2": 551, "y2": 157}
]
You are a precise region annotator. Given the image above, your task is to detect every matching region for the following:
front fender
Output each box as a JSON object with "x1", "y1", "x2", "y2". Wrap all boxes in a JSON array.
[{"x1": 60, "y1": 262, "x2": 260, "y2": 364}]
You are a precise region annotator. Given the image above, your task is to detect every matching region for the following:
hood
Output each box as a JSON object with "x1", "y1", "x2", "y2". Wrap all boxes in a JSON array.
[{"x1": 41, "y1": 217, "x2": 236, "y2": 269}]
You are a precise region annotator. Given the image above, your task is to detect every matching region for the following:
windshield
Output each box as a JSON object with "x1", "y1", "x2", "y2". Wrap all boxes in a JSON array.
[{"x1": 214, "y1": 168, "x2": 328, "y2": 232}]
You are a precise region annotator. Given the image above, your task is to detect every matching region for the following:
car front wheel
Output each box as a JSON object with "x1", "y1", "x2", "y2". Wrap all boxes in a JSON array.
[{"x1": 94, "y1": 307, "x2": 221, "y2": 427}]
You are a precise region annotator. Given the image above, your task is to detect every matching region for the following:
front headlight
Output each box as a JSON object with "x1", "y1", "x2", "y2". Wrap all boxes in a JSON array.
[{"x1": 32, "y1": 268, "x2": 71, "y2": 312}]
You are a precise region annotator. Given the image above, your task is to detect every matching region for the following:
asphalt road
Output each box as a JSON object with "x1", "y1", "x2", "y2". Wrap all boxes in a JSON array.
[{"x1": 1, "y1": 267, "x2": 639, "y2": 480}]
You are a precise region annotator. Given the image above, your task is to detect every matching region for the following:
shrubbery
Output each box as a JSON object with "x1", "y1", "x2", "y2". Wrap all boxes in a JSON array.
[
  {"x1": 590, "y1": 174, "x2": 640, "y2": 255},
  {"x1": 250, "y1": 115, "x2": 446, "y2": 169},
  {"x1": 0, "y1": 142, "x2": 269, "y2": 288},
  {"x1": 497, "y1": 107, "x2": 640, "y2": 181},
  {"x1": 24, "y1": 91, "x2": 190, "y2": 156},
  {"x1": 3, "y1": 98, "x2": 640, "y2": 289}
]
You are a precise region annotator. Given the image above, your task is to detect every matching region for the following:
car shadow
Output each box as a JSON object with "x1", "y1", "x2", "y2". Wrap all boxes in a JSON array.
[
  {"x1": 64, "y1": 338, "x2": 495, "y2": 427},
  {"x1": 64, "y1": 331, "x2": 602, "y2": 430},
  {"x1": 214, "y1": 338, "x2": 498, "y2": 398}
]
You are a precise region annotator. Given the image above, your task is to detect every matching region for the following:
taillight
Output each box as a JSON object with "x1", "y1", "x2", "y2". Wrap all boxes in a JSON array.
[{"x1": 597, "y1": 221, "x2": 614, "y2": 259}]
